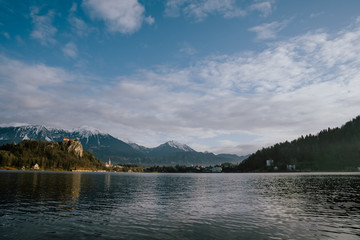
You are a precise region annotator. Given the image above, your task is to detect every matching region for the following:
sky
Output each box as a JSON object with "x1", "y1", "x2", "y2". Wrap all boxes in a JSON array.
[{"x1": 1, "y1": 0, "x2": 360, "y2": 155}]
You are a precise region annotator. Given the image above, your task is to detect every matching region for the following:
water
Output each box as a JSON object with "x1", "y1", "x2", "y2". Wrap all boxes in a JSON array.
[{"x1": 1, "y1": 171, "x2": 360, "y2": 239}]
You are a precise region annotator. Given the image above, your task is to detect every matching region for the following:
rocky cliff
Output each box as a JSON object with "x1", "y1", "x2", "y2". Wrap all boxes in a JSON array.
[{"x1": 63, "y1": 139, "x2": 83, "y2": 157}]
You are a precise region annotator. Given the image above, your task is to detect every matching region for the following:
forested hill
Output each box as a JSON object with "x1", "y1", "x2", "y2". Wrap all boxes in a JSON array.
[
  {"x1": 237, "y1": 116, "x2": 360, "y2": 172},
  {"x1": 0, "y1": 140, "x2": 105, "y2": 171}
]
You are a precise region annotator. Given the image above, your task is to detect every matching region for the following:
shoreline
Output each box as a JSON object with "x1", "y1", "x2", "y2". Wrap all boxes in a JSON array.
[{"x1": 1, "y1": 168, "x2": 360, "y2": 175}]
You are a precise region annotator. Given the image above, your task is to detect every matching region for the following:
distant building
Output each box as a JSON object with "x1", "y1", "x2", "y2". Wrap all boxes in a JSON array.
[
  {"x1": 33, "y1": 163, "x2": 40, "y2": 170},
  {"x1": 266, "y1": 159, "x2": 274, "y2": 167},
  {"x1": 63, "y1": 138, "x2": 80, "y2": 143},
  {"x1": 211, "y1": 167, "x2": 222, "y2": 173},
  {"x1": 287, "y1": 164, "x2": 296, "y2": 171},
  {"x1": 105, "y1": 159, "x2": 112, "y2": 168}
]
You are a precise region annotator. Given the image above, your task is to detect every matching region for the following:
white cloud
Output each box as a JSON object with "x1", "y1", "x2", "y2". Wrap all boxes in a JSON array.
[
  {"x1": 179, "y1": 47, "x2": 197, "y2": 56},
  {"x1": 144, "y1": 16, "x2": 155, "y2": 25},
  {"x1": 68, "y1": 3, "x2": 90, "y2": 37},
  {"x1": 83, "y1": 0, "x2": 152, "y2": 34},
  {"x1": 103, "y1": 23, "x2": 360, "y2": 153},
  {"x1": 2, "y1": 21, "x2": 360, "y2": 155},
  {"x1": 62, "y1": 42, "x2": 78, "y2": 58},
  {"x1": 164, "y1": 0, "x2": 187, "y2": 17},
  {"x1": 249, "y1": 1, "x2": 273, "y2": 17},
  {"x1": 165, "y1": 0, "x2": 245, "y2": 21},
  {"x1": 0, "y1": 55, "x2": 70, "y2": 111},
  {"x1": 30, "y1": 7, "x2": 57, "y2": 45},
  {"x1": 249, "y1": 20, "x2": 289, "y2": 40},
  {"x1": 70, "y1": 16, "x2": 89, "y2": 37},
  {"x1": 179, "y1": 42, "x2": 197, "y2": 56},
  {"x1": 70, "y1": 2, "x2": 78, "y2": 12}
]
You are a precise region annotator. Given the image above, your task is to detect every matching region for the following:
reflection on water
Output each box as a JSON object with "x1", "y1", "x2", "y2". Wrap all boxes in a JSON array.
[{"x1": 1, "y1": 171, "x2": 360, "y2": 239}]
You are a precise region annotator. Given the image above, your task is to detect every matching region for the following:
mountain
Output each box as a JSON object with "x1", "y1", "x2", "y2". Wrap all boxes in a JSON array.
[
  {"x1": 0, "y1": 125, "x2": 143, "y2": 162},
  {"x1": 0, "y1": 125, "x2": 245, "y2": 166},
  {"x1": 147, "y1": 141, "x2": 195, "y2": 157},
  {"x1": 236, "y1": 116, "x2": 360, "y2": 172}
]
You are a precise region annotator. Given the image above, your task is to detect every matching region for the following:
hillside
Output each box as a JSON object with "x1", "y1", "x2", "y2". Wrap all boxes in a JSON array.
[
  {"x1": 0, "y1": 140, "x2": 105, "y2": 171},
  {"x1": 0, "y1": 126, "x2": 246, "y2": 166},
  {"x1": 236, "y1": 116, "x2": 360, "y2": 172}
]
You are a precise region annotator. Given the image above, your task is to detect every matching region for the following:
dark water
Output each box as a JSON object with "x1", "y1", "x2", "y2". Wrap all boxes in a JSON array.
[{"x1": 1, "y1": 171, "x2": 360, "y2": 239}]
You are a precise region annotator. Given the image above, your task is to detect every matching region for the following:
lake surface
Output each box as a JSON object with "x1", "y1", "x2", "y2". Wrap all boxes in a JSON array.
[{"x1": 1, "y1": 171, "x2": 360, "y2": 239}]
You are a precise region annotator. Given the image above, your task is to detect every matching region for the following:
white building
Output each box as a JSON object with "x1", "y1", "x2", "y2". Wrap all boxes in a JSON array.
[
  {"x1": 287, "y1": 164, "x2": 296, "y2": 171},
  {"x1": 105, "y1": 159, "x2": 112, "y2": 168},
  {"x1": 266, "y1": 159, "x2": 274, "y2": 167}
]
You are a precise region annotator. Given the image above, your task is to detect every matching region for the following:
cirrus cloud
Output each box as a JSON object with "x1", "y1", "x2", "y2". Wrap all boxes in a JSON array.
[
  {"x1": 249, "y1": 20, "x2": 289, "y2": 40},
  {"x1": 249, "y1": 1, "x2": 273, "y2": 17},
  {"x1": 30, "y1": 7, "x2": 57, "y2": 45},
  {"x1": 165, "y1": 0, "x2": 245, "y2": 21}
]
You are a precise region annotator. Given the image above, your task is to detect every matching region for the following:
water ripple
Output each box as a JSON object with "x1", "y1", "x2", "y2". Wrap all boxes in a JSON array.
[{"x1": 1, "y1": 171, "x2": 360, "y2": 239}]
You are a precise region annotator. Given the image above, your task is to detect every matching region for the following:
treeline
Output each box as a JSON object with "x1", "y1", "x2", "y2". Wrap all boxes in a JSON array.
[
  {"x1": 236, "y1": 116, "x2": 360, "y2": 172},
  {"x1": 0, "y1": 140, "x2": 105, "y2": 171},
  {"x1": 108, "y1": 164, "x2": 225, "y2": 173},
  {"x1": 144, "y1": 164, "x2": 223, "y2": 173},
  {"x1": 110, "y1": 152, "x2": 244, "y2": 167}
]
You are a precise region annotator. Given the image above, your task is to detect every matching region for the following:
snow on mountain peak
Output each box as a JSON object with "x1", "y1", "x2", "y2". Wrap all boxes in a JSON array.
[
  {"x1": 34, "y1": 125, "x2": 46, "y2": 134},
  {"x1": 166, "y1": 140, "x2": 194, "y2": 152},
  {"x1": 72, "y1": 126, "x2": 105, "y2": 137}
]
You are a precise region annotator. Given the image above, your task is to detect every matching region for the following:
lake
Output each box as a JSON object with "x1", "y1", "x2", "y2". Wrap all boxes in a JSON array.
[{"x1": 1, "y1": 171, "x2": 360, "y2": 239}]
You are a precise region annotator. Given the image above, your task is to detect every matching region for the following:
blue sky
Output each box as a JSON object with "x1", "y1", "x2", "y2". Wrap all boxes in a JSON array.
[{"x1": 1, "y1": 0, "x2": 360, "y2": 155}]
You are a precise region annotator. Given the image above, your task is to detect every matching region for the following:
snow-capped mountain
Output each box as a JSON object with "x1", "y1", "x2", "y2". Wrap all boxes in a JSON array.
[
  {"x1": 0, "y1": 125, "x2": 141, "y2": 160},
  {"x1": 0, "y1": 125, "x2": 246, "y2": 166},
  {"x1": 0, "y1": 125, "x2": 107, "y2": 144},
  {"x1": 165, "y1": 140, "x2": 195, "y2": 152},
  {"x1": 147, "y1": 140, "x2": 195, "y2": 157},
  {"x1": 0, "y1": 125, "x2": 57, "y2": 143}
]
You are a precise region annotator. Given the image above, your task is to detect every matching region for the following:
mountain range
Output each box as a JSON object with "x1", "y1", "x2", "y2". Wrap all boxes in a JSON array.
[{"x1": 0, "y1": 125, "x2": 246, "y2": 166}]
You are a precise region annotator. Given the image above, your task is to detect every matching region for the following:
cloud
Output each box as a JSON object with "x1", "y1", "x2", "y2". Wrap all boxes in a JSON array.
[
  {"x1": 0, "y1": 55, "x2": 70, "y2": 112},
  {"x1": 69, "y1": 16, "x2": 89, "y2": 37},
  {"x1": 83, "y1": 0, "x2": 153, "y2": 34},
  {"x1": 179, "y1": 42, "x2": 197, "y2": 56},
  {"x1": 105, "y1": 23, "x2": 360, "y2": 153},
  {"x1": 30, "y1": 7, "x2": 57, "y2": 45},
  {"x1": 62, "y1": 42, "x2": 78, "y2": 58},
  {"x1": 68, "y1": 3, "x2": 90, "y2": 37},
  {"x1": 179, "y1": 47, "x2": 197, "y2": 56},
  {"x1": 144, "y1": 16, "x2": 155, "y2": 25},
  {"x1": 165, "y1": 0, "x2": 245, "y2": 21},
  {"x1": 249, "y1": 20, "x2": 289, "y2": 40},
  {"x1": 2, "y1": 21, "x2": 360, "y2": 154},
  {"x1": 249, "y1": 1, "x2": 273, "y2": 17},
  {"x1": 70, "y1": 2, "x2": 78, "y2": 12}
]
